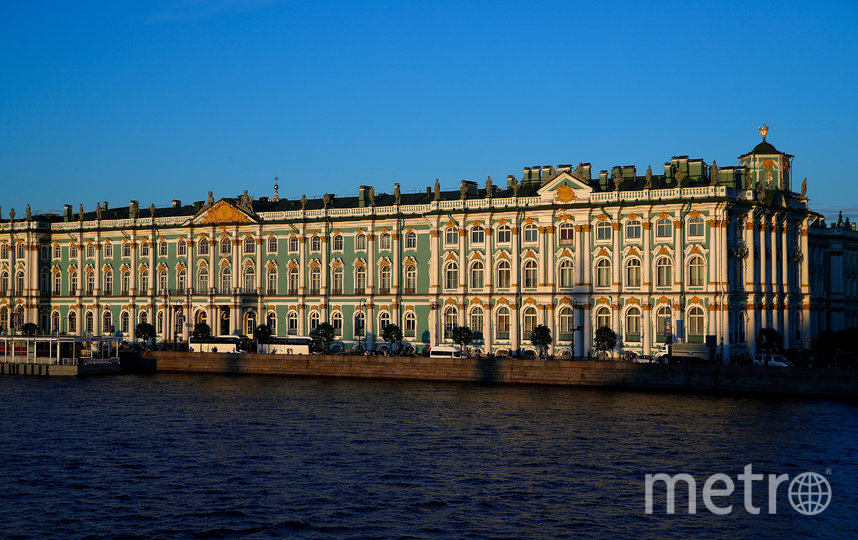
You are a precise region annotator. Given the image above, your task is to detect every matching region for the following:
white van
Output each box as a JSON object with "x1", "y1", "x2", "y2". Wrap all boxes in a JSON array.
[
  {"x1": 429, "y1": 346, "x2": 464, "y2": 359},
  {"x1": 753, "y1": 354, "x2": 791, "y2": 367}
]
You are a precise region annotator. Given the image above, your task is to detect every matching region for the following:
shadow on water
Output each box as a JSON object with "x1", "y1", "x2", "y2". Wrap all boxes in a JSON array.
[{"x1": 476, "y1": 356, "x2": 499, "y2": 382}]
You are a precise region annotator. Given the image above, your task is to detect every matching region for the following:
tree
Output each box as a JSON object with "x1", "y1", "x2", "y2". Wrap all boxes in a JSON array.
[
  {"x1": 593, "y1": 325, "x2": 617, "y2": 360},
  {"x1": 530, "y1": 324, "x2": 552, "y2": 357},
  {"x1": 381, "y1": 324, "x2": 403, "y2": 354},
  {"x1": 757, "y1": 328, "x2": 782, "y2": 355},
  {"x1": 451, "y1": 325, "x2": 473, "y2": 353},
  {"x1": 135, "y1": 322, "x2": 156, "y2": 348},
  {"x1": 192, "y1": 322, "x2": 211, "y2": 340},
  {"x1": 237, "y1": 336, "x2": 254, "y2": 352},
  {"x1": 315, "y1": 322, "x2": 336, "y2": 352},
  {"x1": 21, "y1": 322, "x2": 39, "y2": 336},
  {"x1": 254, "y1": 323, "x2": 272, "y2": 344}
]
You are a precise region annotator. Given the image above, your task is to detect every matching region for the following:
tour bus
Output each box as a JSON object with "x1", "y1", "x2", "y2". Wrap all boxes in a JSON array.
[
  {"x1": 257, "y1": 336, "x2": 316, "y2": 355},
  {"x1": 189, "y1": 335, "x2": 245, "y2": 353},
  {"x1": 428, "y1": 345, "x2": 464, "y2": 359}
]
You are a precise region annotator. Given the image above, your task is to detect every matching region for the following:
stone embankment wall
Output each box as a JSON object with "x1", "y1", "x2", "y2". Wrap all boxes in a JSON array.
[{"x1": 146, "y1": 352, "x2": 858, "y2": 397}]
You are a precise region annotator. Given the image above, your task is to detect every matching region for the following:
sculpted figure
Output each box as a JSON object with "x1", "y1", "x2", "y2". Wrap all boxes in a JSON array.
[
  {"x1": 96, "y1": 202, "x2": 102, "y2": 220},
  {"x1": 710, "y1": 161, "x2": 719, "y2": 185},
  {"x1": 369, "y1": 187, "x2": 375, "y2": 207},
  {"x1": 434, "y1": 179, "x2": 441, "y2": 201},
  {"x1": 26, "y1": 204, "x2": 31, "y2": 220},
  {"x1": 460, "y1": 180, "x2": 467, "y2": 200},
  {"x1": 801, "y1": 177, "x2": 807, "y2": 198},
  {"x1": 79, "y1": 204, "x2": 85, "y2": 221},
  {"x1": 645, "y1": 165, "x2": 652, "y2": 189},
  {"x1": 207, "y1": 191, "x2": 214, "y2": 205},
  {"x1": 394, "y1": 183, "x2": 401, "y2": 205},
  {"x1": 9, "y1": 208, "x2": 15, "y2": 221},
  {"x1": 301, "y1": 194, "x2": 307, "y2": 210},
  {"x1": 485, "y1": 176, "x2": 493, "y2": 198}
]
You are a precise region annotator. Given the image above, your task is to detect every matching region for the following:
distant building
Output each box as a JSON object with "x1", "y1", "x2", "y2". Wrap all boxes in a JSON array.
[{"x1": 1, "y1": 129, "x2": 855, "y2": 358}]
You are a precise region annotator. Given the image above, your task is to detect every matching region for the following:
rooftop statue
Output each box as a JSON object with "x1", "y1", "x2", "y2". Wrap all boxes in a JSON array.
[
  {"x1": 460, "y1": 180, "x2": 467, "y2": 200},
  {"x1": 710, "y1": 161, "x2": 719, "y2": 186},
  {"x1": 301, "y1": 194, "x2": 307, "y2": 210},
  {"x1": 573, "y1": 162, "x2": 586, "y2": 178},
  {"x1": 207, "y1": 191, "x2": 214, "y2": 205},
  {"x1": 26, "y1": 204, "x2": 31, "y2": 220},
  {"x1": 485, "y1": 176, "x2": 493, "y2": 198},
  {"x1": 801, "y1": 177, "x2": 807, "y2": 198},
  {"x1": 645, "y1": 165, "x2": 652, "y2": 189},
  {"x1": 79, "y1": 204, "x2": 85, "y2": 221},
  {"x1": 96, "y1": 202, "x2": 102, "y2": 220},
  {"x1": 150, "y1": 203, "x2": 156, "y2": 218},
  {"x1": 369, "y1": 187, "x2": 375, "y2": 207},
  {"x1": 674, "y1": 166, "x2": 688, "y2": 186},
  {"x1": 9, "y1": 208, "x2": 15, "y2": 221},
  {"x1": 394, "y1": 183, "x2": 401, "y2": 205}
]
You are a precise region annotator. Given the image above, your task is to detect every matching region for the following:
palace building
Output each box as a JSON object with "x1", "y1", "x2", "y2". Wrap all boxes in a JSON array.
[{"x1": 1, "y1": 128, "x2": 857, "y2": 358}]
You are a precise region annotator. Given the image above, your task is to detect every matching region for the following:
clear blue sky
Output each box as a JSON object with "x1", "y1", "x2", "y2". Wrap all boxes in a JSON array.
[{"x1": 2, "y1": 1, "x2": 857, "y2": 222}]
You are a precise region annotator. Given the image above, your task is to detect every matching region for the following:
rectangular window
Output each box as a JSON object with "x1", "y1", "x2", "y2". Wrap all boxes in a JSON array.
[
  {"x1": 104, "y1": 243, "x2": 113, "y2": 258},
  {"x1": 123, "y1": 243, "x2": 131, "y2": 257},
  {"x1": 70, "y1": 245, "x2": 78, "y2": 258}
]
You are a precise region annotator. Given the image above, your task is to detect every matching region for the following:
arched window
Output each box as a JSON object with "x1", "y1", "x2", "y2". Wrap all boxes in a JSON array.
[
  {"x1": 443, "y1": 306, "x2": 457, "y2": 341},
  {"x1": 103, "y1": 270, "x2": 113, "y2": 295},
  {"x1": 656, "y1": 257, "x2": 672, "y2": 287},
  {"x1": 0, "y1": 245, "x2": 7, "y2": 259},
  {"x1": 355, "y1": 234, "x2": 366, "y2": 251},
  {"x1": 523, "y1": 260, "x2": 538, "y2": 288},
  {"x1": 87, "y1": 243, "x2": 96, "y2": 258},
  {"x1": 332, "y1": 234, "x2": 343, "y2": 251},
  {"x1": 156, "y1": 269, "x2": 167, "y2": 293},
  {"x1": 120, "y1": 311, "x2": 129, "y2": 334},
  {"x1": 243, "y1": 266, "x2": 255, "y2": 291},
  {"x1": 625, "y1": 258, "x2": 641, "y2": 287},
  {"x1": 220, "y1": 238, "x2": 231, "y2": 255},
  {"x1": 558, "y1": 307, "x2": 574, "y2": 338},
  {"x1": 86, "y1": 270, "x2": 96, "y2": 294},
  {"x1": 309, "y1": 266, "x2": 321, "y2": 294},
  {"x1": 309, "y1": 311, "x2": 320, "y2": 332},
  {"x1": 158, "y1": 241, "x2": 167, "y2": 257},
  {"x1": 288, "y1": 311, "x2": 298, "y2": 335},
  {"x1": 68, "y1": 311, "x2": 77, "y2": 334},
  {"x1": 197, "y1": 267, "x2": 209, "y2": 291},
  {"x1": 378, "y1": 265, "x2": 391, "y2": 293},
  {"x1": 497, "y1": 225, "x2": 511, "y2": 244},
  {"x1": 331, "y1": 311, "x2": 343, "y2": 335},
  {"x1": 103, "y1": 311, "x2": 112, "y2": 334},
  {"x1": 625, "y1": 307, "x2": 641, "y2": 341},
  {"x1": 197, "y1": 239, "x2": 209, "y2": 255},
  {"x1": 470, "y1": 226, "x2": 485, "y2": 244},
  {"x1": 496, "y1": 260, "x2": 511, "y2": 289},
  {"x1": 354, "y1": 266, "x2": 366, "y2": 293},
  {"x1": 52, "y1": 311, "x2": 60, "y2": 333},
  {"x1": 177, "y1": 240, "x2": 186, "y2": 256},
  {"x1": 16, "y1": 271, "x2": 25, "y2": 294},
  {"x1": 558, "y1": 223, "x2": 574, "y2": 244},
  {"x1": 310, "y1": 236, "x2": 321, "y2": 252},
  {"x1": 267, "y1": 312, "x2": 277, "y2": 334},
  {"x1": 104, "y1": 242, "x2": 114, "y2": 258},
  {"x1": 220, "y1": 266, "x2": 231, "y2": 292},
  {"x1": 404, "y1": 311, "x2": 416, "y2": 337},
  {"x1": 405, "y1": 231, "x2": 417, "y2": 249},
  {"x1": 379, "y1": 233, "x2": 391, "y2": 250},
  {"x1": 656, "y1": 306, "x2": 672, "y2": 341},
  {"x1": 70, "y1": 270, "x2": 79, "y2": 294},
  {"x1": 470, "y1": 306, "x2": 483, "y2": 336},
  {"x1": 522, "y1": 306, "x2": 537, "y2": 339},
  {"x1": 176, "y1": 269, "x2": 186, "y2": 292},
  {"x1": 353, "y1": 311, "x2": 365, "y2": 337},
  {"x1": 470, "y1": 260, "x2": 484, "y2": 289},
  {"x1": 268, "y1": 236, "x2": 278, "y2": 253},
  {"x1": 688, "y1": 217, "x2": 705, "y2": 237},
  {"x1": 85, "y1": 311, "x2": 94, "y2": 333},
  {"x1": 596, "y1": 221, "x2": 612, "y2": 240},
  {"x1": 0, "y1": 271, "x2": 7, "y2": 293},
  {"x1": 41, "y1": 269, "x2": 50, "y2": 293},
  {"x1": 688, "y1": 306, "x2": 705, "y2": 341},
  {"x1": 595, "y1": 306, "x2": 611, "y2": 330},
  {"x1": 379, "y1": 311, "x2": 390, "y2": 331},
  {"x1": 404, "y1": 264, "x2": 416, "y2": 293},
  {"x1": 496, "y1": 307, "x2": 510, "y2": 339},
  {"x1": 523, "y1": 224, "x2": 538, "y2": 243},
  {"x1": 288, "y1": 267, "x2": 299, "y2": 294},
  {"x1": 559, "y1": 260, "x2": 574, "y2": 288},
  {"x1": 626, "y1": 220, "x2": 641, "y2": 239},
  {"x1": 71, "y1": 243, "x2": 80, "y2": 258},
  {"x1": 267, "y1": 267, "x2": 278, "y2": 294},
  {"x1": 139, "y1": 311, "x2": 148, "y2": 325},
  {"x1": 53, "y1": 272, "x2": 62, "y2": 294},
  {"x1": 596, "y1": 259, "x2": 611, "y2": 288},
  {"x1": 688, "y1": 255, "x2": 705, "y2": 287},
  {"x1": 289, "y1": 236, "x2": 299, "y2": 252},
  {"x1": 444, "y1": 261, "x2": 459, "y2": 290},
  {"x1": 244, "y1": 237, "x2": 255, "y2": 254},
  {"x1": 332, "y1": 266, "x2": 343, "y2": 294},
  {"x1": 656, "y1": 218, "x2": 672, "y2": 238},
  {"x1": 445, "y1": 227, "x2": 458, "y2": 246}
]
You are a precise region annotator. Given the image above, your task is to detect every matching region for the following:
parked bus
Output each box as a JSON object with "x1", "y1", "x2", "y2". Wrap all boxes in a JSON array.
[
  {"x1": 189, "y1": 335, "x2": 246, "y2": 353},
  {"x1": 428, "y1": 345, "x2": 464, "y2": 359},
  {"x1": 257, "y1": 336, "x2": 316, "y2": 355}
]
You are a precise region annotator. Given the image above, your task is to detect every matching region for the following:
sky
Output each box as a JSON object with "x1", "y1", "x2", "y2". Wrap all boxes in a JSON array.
[{"x1": 2, "y1": 0, "x2": 857, "y2": 222}]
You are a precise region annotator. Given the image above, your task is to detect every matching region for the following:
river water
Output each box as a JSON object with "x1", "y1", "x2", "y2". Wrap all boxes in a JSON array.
[{"x1": 0, "y1": 374, "x2": 856, "y2": 538}]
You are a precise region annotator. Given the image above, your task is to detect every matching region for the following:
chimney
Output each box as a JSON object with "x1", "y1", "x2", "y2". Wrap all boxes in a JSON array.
[
  {"x1": 599, "y1": 170, "x2": 608, "y2": 189},
  {"x1": 506, "y1": 175, "x2": 517, "y2": 188},
  {"x1": 102, "y1": 201, "x2": 109, "y2": 211},
  {"x1": 63, "y1": 204, "x2": 72, "y2": 222},
  {"x1": 193, "y1": 201, "x2": 204, "y2": 211},
  {"x1": 171, "y1": 200, "x2": 181, "y2": 208},
  {"x1": 358, "y1": 186, "x2": 368, "y2": 207}
]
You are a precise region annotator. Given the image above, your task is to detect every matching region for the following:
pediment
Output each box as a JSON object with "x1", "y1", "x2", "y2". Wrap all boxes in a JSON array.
[
  {"x1": 192, "y1": 200, "x2": 257, "y2": 225},
  {"x1": 538, "y1": 171, "x2": 593, "y2": 203}
]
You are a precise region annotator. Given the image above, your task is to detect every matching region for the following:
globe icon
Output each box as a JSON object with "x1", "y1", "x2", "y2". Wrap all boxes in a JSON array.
[{"x1": 788, "y1": 472, "x2": 832, "y2": 516}]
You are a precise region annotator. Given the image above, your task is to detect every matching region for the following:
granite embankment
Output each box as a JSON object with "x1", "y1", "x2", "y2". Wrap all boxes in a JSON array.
[{"x1": 145, "y1": 352, "x2": 858, "y2": 397}]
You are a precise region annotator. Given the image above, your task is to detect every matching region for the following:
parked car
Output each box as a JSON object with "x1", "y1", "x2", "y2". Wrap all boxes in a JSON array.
[{"x1": 753, "y1": 354, "x2": 791, "y2": 367}]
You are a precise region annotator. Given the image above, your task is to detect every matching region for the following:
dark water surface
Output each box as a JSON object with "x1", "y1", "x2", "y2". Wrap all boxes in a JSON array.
[{"x1": 1, "y1": 374, "x2": 856, "y2": 539}]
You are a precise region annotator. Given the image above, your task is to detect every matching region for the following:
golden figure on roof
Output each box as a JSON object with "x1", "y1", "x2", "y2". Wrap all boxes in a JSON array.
[{"x1": 758, "y1": 123, "x2": 769, "y2": 140}]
